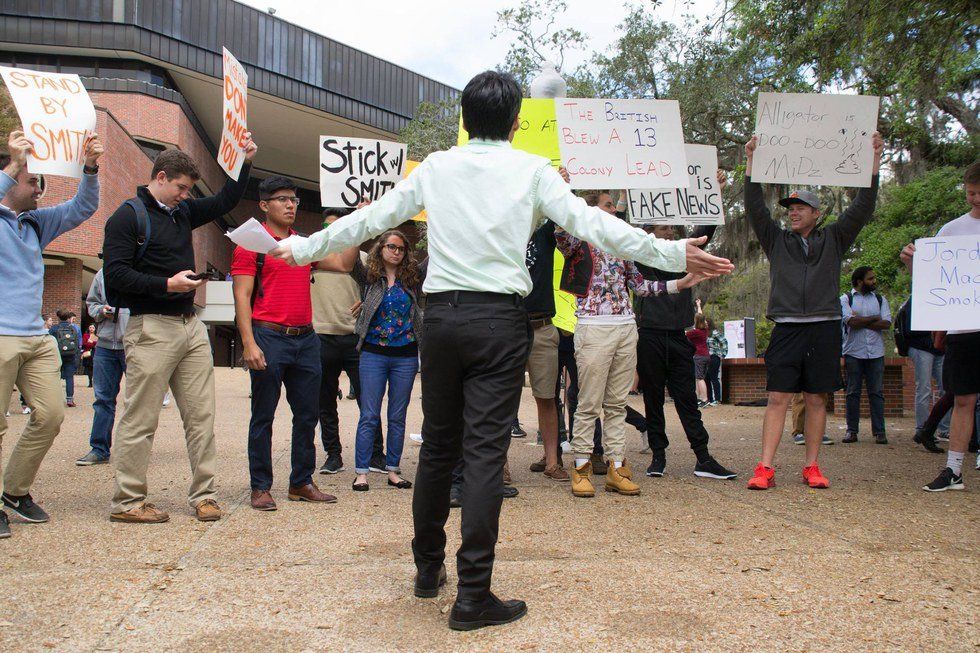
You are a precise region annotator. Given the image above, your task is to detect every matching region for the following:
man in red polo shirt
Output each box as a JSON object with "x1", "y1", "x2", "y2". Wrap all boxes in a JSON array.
[{"x1": 232, "y1": 175, "x2": 343, "y2": 510}]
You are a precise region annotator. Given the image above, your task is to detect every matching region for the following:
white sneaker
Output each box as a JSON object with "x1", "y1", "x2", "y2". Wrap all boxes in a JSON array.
[
  {"x1": 975, "y1": 455, "x2": 979, "y2": 471},
  {"x1": 21, "y1": 406, "x2": 31, "y2": 415},
  {"x1": 162, "y1": 392, "x2": 171, "y2": 408},
  {"x1": 409, "y1": 433, "x2": 423, "y2": 444}
]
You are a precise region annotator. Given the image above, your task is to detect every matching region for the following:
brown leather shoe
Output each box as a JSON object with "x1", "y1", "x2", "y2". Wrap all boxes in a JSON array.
[
  {"x1": 543, "y1": 463, "x2": 570, "y2": 481},
  {"x1": 503, "y1": 462, "x2": 513, "y2": 486},
  {"x1": 250, "y1": 490, "x2": 277, "y2": 511},
  {"x1": 109, "y1": 502, "x2": 169, "y2": 524},
  {"x1": 529, "y1": 456, "x2": 547, "y2": 473},
  {"x1": 287, "y1": 482, "x2": 337, "y2": 503},
  {"x1": 194, "y1": 498, "x2": 223, "y2": 522}
]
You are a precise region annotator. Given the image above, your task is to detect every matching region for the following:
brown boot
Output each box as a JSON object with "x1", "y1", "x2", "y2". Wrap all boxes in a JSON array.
[
  {"x1": 529, "y1": 456, "x2": 547, "y2": 473},
  {"x1": 109, "y1": 502, "x2": 169, "y2": 524},
  {"x1": 288, "y1": 482, "x2": 338, "y2": 503},
  {"x1": 571, "y1": 461, "x2": 595, "y2": 498},
  {"x1": 543, "y1": 463, "x2": 570, "y2": 481},
  {"x1": 250, "y1": 489, "x2": 277, "y2": 511},
  {"x1": 194, "y1": 498, "x2": 223, "y2": 522},
  {"x1": 618, "y1": 460, "x2": 634, "y2": 480},
  {"x1": 590, "y1": 453, "x2": 608, "y2": 475},
  {"x1": 605, "y1": 462, "x2": 641, "y2": 496},
  {"x1": 503, "y1": 462, "x2": 513, "y2": 486}
]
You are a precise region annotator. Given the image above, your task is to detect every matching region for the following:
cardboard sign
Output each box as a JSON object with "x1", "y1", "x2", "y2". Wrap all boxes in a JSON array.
[
  {"x1": 555, "y1": 98, "x2": 688, "y2": 190},
  {"x1": 458, "y1": 98, "x2": 561, "y2": 168},
  {"x1": 319, "y1": 136, "x2": 406, "y2": 208},
  {"x1": 0, "y1": 65, "x2": 97, "y2": 178},
  {"x1": 751, "y1": 92, "x2": 880, "y2": 187},
  {"x1": 218, "y1": 48, "x2": 248, "y2": 180},
  {"x1": 911, "y1": 235, "x2": 980, "y2": 331},
  {"x1": 627, "y1": 144, "x2": 724, "y2": 225},
  {"x1": 553, "y1": 248, "x2": 578, "y2": 333}
]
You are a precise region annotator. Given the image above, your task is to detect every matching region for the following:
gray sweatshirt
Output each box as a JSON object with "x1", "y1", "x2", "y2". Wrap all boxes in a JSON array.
[{"x1": 86, "y1": 269, "x2": 129, "y2": 350}]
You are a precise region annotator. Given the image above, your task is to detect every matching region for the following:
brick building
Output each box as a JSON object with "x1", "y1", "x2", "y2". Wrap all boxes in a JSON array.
[{"x1": 1, "y1": 0, "x2": 454, "y2": 364}]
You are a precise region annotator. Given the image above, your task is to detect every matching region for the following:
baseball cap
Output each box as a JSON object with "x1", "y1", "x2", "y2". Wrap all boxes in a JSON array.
[{"x1": 778, "y1": 190, "x2": 821, "y2": 210}]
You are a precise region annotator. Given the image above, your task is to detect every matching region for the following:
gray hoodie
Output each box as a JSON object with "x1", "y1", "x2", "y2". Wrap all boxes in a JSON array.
[{"x1": 86, "y1": 269, "x2": 129, "y2": 350}]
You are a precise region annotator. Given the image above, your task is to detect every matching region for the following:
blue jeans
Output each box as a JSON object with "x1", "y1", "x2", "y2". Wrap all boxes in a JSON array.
[
  {"x1": 247, "y1": 328, "x2": 321, "y2": 490},
  {"x1": 908, "y1": 347, "x2": 950, "y2": 433},
  {"x1": 89, "y1": 347, "x2": 126, "y2": 458},
  {"x1": 60, "y1": 356, "x2": 77, "y2": 401},
  {"x1": 844, "y1": 355, "x2": 885, "y2": 435},
  {"x1": 355, "y1": 350, "x2": 418, "y2": 474}
]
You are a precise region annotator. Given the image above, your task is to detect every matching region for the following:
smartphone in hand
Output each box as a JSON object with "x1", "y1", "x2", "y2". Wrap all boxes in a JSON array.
[{"x1": 187, "y1": 272, "x2": 209, "y2": 281}]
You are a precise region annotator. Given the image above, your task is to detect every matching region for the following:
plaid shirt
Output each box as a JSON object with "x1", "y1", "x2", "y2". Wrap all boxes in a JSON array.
[{"x1": 707, "y1": 330, "x2": 728, "y2": 357}]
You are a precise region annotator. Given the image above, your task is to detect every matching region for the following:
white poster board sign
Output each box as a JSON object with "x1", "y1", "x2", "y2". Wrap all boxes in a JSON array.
[
  {"x1": 319, "y1": 136, "x2": 406, "y2": 208},
  {"x1": 0, "y1": 65, "x2": 96, "y2": 178},
  {"x1": 218, "y1": 48, "x2": 248, "y2": 180},
  {"x1": 724, "y1": 320, "x2": 746, "y2": 359},
  {"x1": 627, "y1": 144, "x2": 724, "y2": 225},
  {"x1": 751, "y1": 92, "x2": 880, "y2": 188},
  {"x1": 911, "y1": 235, "x2": 980, "y2": 331},
  {"x1": 555, "y1": 98, "x2": 688, "y2": 190}
]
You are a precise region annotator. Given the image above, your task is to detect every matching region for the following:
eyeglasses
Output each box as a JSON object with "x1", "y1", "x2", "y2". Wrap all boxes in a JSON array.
[
  {"x1": 384, "y1": 244, "x2": 406, "y2": 254},
  {"x1": 267, "y1": 196, "x2": 301, "y2": 207}
]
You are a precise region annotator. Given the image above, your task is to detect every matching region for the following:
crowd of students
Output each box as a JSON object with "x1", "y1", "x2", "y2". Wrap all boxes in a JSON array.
[{"x1": 1, "y1": 70, "x2": 977, "y2": 632}]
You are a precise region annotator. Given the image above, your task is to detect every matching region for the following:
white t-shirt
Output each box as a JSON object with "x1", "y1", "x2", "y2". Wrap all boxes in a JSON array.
[{"x1": 936, "y1": 211, "x2": 980, "y2": 334}]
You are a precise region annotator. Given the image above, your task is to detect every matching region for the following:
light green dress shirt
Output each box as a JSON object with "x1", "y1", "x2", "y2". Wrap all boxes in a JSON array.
[{"x1": 292, "y1": 139, "x2": 687, "y2": 295}]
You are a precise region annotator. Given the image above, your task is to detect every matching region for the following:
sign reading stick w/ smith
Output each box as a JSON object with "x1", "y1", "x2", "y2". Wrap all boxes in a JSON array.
[
  {"x1": 911, "y1": 235, "x2": 980, "y2": 331},
  {"x1": 218, "y1": 48, "x2": 248, "y2": 180},
  {"x1": 627, "y1": 144, "x2": 724, "y2": 225},
  {"x1": 0, "y1": 65, "x2": 96, "y2": 178},
  {"x1": 319, "y1": 137, "x2": 406, "y2": 208}
]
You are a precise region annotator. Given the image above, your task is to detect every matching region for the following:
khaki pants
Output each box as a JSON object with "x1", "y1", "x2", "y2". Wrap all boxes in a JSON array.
[
  {"x1": 111, "y1": 315, "x2": 217, "y2": 513},
  {"x1": 0, "y1": 335, "x2": 65, "y2": 496},
  {"x1": 571, "y1": 323, "x2": 638, "y2": 462},
  {"x1": 791, "y1": 392, "x2": 831, "y2": 435}
]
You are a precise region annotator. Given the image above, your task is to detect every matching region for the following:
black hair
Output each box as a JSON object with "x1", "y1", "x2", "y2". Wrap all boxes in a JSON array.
[
  {"x1": 258, "y1": 175, "x2": 297, "y2": 200},
  {"x1": 461, "y1": 71, "x2": 522, "y2": 141},
  {"x1": 56, "y1": 309, "x2": 71, "y2": 321},
  {"x1": 851, "y1": 265, "x2": 873, "y2": 287},
  {"x1": 323, "y1": 207, "x2": 353, "y2": 220}
]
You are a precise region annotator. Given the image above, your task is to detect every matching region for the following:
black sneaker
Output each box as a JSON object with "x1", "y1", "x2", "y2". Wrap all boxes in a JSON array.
[
  {"x1": 646, "y1": 454, "x2": 666, "y2": 477},
  {"x1": 449, "y1": 592, "x2": 527, "y2": 631},
  {"x1": 923, "y1": 467, "x2": 964, "y2": 492},
  {"x1": 502, "y1": 486, "x2": 519, "y2": 499},
  {"x1": 449, "y1": 488, "x2": 462, "y2": 508},
  {"x1": 319, "y1": 455, "x2": 345, "y2": 474},
  {"x1": 368, "y1": 456, "x2": 387, "y2": 473},
  {"x1": 511, "y1": 422, "x2": 527, "y2": 438},
  {"x1": 1, "y1": 492, "x2": 49, "y2": 523},
  {"x1": 694, "y1": 457, "x2": 737, "y2": 480},
  {"x1": 874, "y1": 433, "x2": 888, "y2": 445},
  {"x1": 0, "y1": 511, "x2": 9, "y2": 539},
  {"x1": 75, "y1": 451, "x2": 110, "y2": 466},
  {"x1": 913, "y1": 430, "x2": 944, "y2": 454},
  {"x1": 842, "y1": 431, "x2": 858, "y2": 443}
]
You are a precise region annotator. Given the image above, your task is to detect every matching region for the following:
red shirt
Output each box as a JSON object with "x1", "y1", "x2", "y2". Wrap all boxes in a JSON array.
[
  {"x1": 231, "y1": 226, "x2": 313, "y2": 327},
  {"x1": 686, "y1": 328, "x2": 709, "y2": 356}
]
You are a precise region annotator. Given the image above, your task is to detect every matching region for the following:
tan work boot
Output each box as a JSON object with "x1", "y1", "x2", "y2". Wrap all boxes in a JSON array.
[
  {"x1": 605, "y1": 462, "x2": 641, "y2": 496},
  {"x1": 618, "y1": 460, "x2": 634, "y2": 480},
  {"x1": 571, "y1": 461, "x2": 595, "y2": 498},
  {"x1": 109, "y1": 502, "x2": 169, "y2": 524},
  {"x1": 194, "y1": 498, "x2": 223, "y2": 522},
  {"x1": 543, "y1": 463, "x2": 570, "y2": 481}
]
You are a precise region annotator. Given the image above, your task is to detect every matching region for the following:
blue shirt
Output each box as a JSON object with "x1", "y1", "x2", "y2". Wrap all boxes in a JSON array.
[
  {"x1": 841, "y1": 290, "x2": 891, "y2": 359},
  {"x1": 0, "y1": 170, "x2": 100, "y2": 336},
  {"x1": 365, "y1": 281, "x2": 416, "y2": 347}
]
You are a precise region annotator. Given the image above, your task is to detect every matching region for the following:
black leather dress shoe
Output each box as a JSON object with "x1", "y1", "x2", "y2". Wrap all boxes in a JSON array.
[
  {"x1": 448, "y1": 592, "x2": 527, "y2": 631},
  {"x1": 414, "y1": 564, "x2": 447, "y2": 598}
]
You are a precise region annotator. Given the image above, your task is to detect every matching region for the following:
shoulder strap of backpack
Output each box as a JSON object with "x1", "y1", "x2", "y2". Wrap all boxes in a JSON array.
[
  {"x1": 251, "y1": 253, "x2": 266, "y2": 308},
  {"x1": 846, "y1": 290, "x2": 854, "y2": 307},
  {"x1": 125, "y1": 199, "x2": 151, "y2": 267},
  {"x1": 875, "y1": 292, "x2": 883, "y2": 309}
]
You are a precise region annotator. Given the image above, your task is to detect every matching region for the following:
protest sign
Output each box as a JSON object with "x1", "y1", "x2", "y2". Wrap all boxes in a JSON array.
[
  {"x1": 751, "y1": 92, "x2": 880, "y2": 188},
  {"x1": 555, "y1": 98, "x2": 688, "y2": 190},
  {"x1": 910, "y1": 235, "x2": 980, "y2": 331},
  {"x1": 553, "y1": 248, "x2": 578, "y2": 333},
  {"x1": 404, "y1": 159, "x2": 427, "y2": 222},
  {"x1": 724, "y1": 320, "x2": 746, "y2": 359},
  {"x1": 627, "y1": 144, "x2": 724, "y2": 225},
  {"x1": 319, "y1": 136, "x2": 406, "y2": 208},
  {"x1": 0, "y1": 65, "x2": 96, "y2": 178},
  {"x1": 458, "y1": 98, "x2": 561, "y2": 167},
  {"x1": 218, "y1": 48, "x2": 248, "y2": 180}
]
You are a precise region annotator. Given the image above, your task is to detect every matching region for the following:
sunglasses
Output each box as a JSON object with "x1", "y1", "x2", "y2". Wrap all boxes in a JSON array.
[{"x1": 384, "y1": 243, "x2": 406, "y2": 254}]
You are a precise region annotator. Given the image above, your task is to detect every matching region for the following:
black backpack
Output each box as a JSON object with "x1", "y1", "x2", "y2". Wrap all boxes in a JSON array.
[
  {"x1": 894, "y1": 298, "x2": 911, "y2": 357},
  {"x1": 54, "y1": 323, "x2": 79, "y2": 358}
]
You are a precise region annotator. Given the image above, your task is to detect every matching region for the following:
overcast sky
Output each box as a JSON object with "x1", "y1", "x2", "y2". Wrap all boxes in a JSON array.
[{"x1": 238, "y1": 0, "x2": 720, "y2": 89}]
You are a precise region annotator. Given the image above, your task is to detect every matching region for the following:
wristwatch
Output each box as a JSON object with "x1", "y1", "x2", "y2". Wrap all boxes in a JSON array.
[{"x1": 83, "y1": 164, "x2": 99, "y2": 175}]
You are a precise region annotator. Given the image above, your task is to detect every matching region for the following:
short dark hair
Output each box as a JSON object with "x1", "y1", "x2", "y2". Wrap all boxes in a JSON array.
[
  {"x1": 258, "y1": 175, "x2": 296, "y2": 200},
  {"x1": 151, "y1": 149, "x2": 200, "y2": 182},
  {"x1": 964, "y1": 161, "x2": 980, "y2": 186},
  {"x1": 461, "y1": 71, "x2": 522, "y2": 141},
  {"x1": 851, "y1": 265, "x2": 873, "y2": 287},
  {"x1": 322, "y1": 207, "x2": 352, "y2": 225},
  {"x1": 581, "y1": 190, "x2": 612, "y2": 207},
  {"x1": 56, "y1": 309, "x2": 71, "y2": 321}
]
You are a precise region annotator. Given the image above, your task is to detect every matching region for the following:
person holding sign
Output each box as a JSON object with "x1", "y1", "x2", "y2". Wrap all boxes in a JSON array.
[
  {"x1": 103, "y1": 137, "x2": 257, "y2": 525},
  {"x1": 270, "y1": 71, "x2": 732, "y2": 631},
  {"x1": 901, "y1": 161, "x2": 980, "y2": 491},
  {"x1": 743, "y1": 131, "x2": 883, "y2": 491},
  {"x1": 0, "y1": 129, "x2": 103, "y2": 538}
]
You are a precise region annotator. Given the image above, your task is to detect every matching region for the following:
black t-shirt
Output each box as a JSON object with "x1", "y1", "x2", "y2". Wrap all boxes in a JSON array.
[{"x1": 524, "y1": 221, "x2": 556, "y2": 318}]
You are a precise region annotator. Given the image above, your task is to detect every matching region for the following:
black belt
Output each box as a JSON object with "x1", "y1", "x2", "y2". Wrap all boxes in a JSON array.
[
  {"x1": 426, "y1": 291, "x2": 523, "y2": 307},
  {"x1": 253, "y1": 320, "x2": 314, "y2": 336},
  {"x1": 529, "y1": 317, "x2": 553, "y2": 330}
]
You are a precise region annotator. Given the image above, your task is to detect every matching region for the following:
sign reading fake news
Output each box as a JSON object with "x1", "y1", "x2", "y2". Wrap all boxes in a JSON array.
[
  {"x1": 627, "y1": 144, "x2": 724, "y2": 225},
  {"x1": 319, "y1": 136, "x2": 406, "y2": 208},
  {"x1": 555, "y1": 98, "x2": 688, "y2": 190},
  {"x1": 911, "y1": 235, "x2": 980, "y2": 331},
  {"x1": 218, "y1": 48, "x2": 248, "y2": 181},
  {"x1": 0, "y1": 65, "x2": 97, "y2": 179}
]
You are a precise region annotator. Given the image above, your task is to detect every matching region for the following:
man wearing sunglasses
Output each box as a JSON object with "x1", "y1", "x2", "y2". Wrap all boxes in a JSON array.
[{"x1": 0, "y1": 129, "x2": 104, "y2": 539}]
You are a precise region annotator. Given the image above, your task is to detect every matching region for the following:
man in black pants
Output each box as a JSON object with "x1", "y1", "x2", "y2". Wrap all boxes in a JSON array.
[{"x1": 272, "y1": 71, "x2": 732, "y2": 631}]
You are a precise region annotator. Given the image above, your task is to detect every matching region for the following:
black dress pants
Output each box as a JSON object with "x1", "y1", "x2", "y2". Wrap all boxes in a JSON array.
[
  {"x1": 317, "y1": 333, "x2": 383, "y2": 461},
  {"x1": 636, "y1": 328, "x2": 710, "y2": 460},
  {"x1": 411, "y1": 294, "x2": 531, "y2": 601}
]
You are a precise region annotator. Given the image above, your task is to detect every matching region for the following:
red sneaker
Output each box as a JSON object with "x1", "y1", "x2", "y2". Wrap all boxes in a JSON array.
[
  {"x1": 802, "y1": 464, "x2": 829, "y2": 488},
  {"x1": 747, "y1": 463, "x2": 775, "y2": 490}
]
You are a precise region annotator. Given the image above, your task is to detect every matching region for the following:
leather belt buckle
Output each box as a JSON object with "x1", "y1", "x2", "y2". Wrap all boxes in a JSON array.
[{"x1": 285, "y1": 326, "x2": 300, "y2": 336}]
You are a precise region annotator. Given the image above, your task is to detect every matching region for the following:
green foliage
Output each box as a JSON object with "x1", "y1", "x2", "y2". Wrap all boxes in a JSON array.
[
  {"x1": 0, "y1": 83, "x2": 20, "y2": 139},
  {"x1": 399, "y1": 98, "x2": 459, "y2": 161}
]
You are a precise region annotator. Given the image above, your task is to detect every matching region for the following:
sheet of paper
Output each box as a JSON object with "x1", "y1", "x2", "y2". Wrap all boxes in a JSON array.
[{"x1": 225, "y1": 218, "x2": 277, "y2": 253}]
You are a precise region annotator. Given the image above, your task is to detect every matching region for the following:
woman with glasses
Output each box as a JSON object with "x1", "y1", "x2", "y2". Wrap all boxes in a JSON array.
[{"x1": 350, "y1": 229, "x2": 422, "y2": 491}]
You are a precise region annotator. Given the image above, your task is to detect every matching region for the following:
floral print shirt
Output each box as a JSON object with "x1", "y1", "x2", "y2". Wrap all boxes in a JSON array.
[{"x1": 365, "y1": 280, "x2": 416, "y2": 347}]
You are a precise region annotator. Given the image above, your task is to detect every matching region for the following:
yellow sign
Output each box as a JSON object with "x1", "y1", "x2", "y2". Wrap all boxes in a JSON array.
[
  {"x1": 458, "y1": 98, "x2": 561, "y2": 168},
  {"x1": 552, "y1": 248, "x2": 578, "y2": 333},
  {"x1": 403, "y1": 159, "x2": 427, "y2": 222}
]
